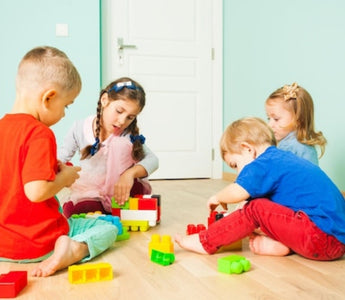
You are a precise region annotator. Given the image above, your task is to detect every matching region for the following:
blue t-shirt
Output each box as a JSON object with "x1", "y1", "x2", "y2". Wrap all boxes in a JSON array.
[
  {"x1": 278, "y1": 131, "x2": 318, "y2": 165},
  {"x1": 236, "y1": 146, "x2": 345, "y2": 244}
]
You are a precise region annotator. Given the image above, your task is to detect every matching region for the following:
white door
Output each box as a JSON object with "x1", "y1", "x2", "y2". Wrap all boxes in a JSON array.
[{"x1": 102, "y1": 0, "x2": 221, "y2": 179}]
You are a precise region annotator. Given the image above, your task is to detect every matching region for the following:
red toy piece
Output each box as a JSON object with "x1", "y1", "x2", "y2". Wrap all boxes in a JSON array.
[
  {"x1": 186, "y1": 224, "x2": 206, "y2": 235},
  {"x1": 207, "y1": 210, "x2": 228, "y2": 226},
  {"x1": 135, "y1": 194, "x2": 161, "y2": 224},
  {"x1": 111, "y1": 195, "x2": 161, "y2": 231},
  {"x1": 0, "y1": 271, "x2": 27, "y2": 298}
]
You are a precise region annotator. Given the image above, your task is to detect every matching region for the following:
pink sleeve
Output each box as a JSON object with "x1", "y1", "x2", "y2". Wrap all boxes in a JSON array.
[{"x1": 102, "y1": 136, "x2": 135, "y2": 211}]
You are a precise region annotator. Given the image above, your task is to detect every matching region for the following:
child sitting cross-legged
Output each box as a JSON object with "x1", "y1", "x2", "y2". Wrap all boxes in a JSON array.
[
  {"x1": 175, "y1": 117, "x2": 345, "y2": 260},
  {"x1": 0, "y1": 46, "x2": 119, "y2": 277}
]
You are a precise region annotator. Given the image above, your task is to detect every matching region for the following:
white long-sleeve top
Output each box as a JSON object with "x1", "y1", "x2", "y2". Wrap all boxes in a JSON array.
[
  {"x1": 58, "y1": 115, "x2": 159, "y2": 175},
  {"x1": 58, "y1": 115, "x2": 159, "y2": 211}
]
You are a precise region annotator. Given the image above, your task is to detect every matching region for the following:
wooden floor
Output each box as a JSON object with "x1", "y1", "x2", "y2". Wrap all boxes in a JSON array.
[{"x1": 1, "y1": 179, "x2": 344, "y2": 300}]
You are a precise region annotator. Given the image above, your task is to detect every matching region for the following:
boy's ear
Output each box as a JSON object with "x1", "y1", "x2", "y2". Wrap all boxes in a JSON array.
[
  {"x1": 240, "y1": 142, "x2": 251, "y2": 151},
  {"x1": 240, "y1": 142, "x2": 256, "y2": 156},
  {"x1": 42, "y1": 89, "x2": 57, "y2": 108}
]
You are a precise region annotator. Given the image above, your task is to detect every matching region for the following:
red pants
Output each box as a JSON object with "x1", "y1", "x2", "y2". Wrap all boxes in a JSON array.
[
  {"x1": 63, "y1": 179, "x2": 152, "y2": 218},
  {"x1": 199, "y1": 198, "x2": 345, "y2": 261}
]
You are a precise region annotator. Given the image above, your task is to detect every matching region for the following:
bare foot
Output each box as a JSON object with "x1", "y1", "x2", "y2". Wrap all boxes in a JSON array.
[
  {"x1": 249, "y1": 234, "x2": 291, "y2": 256},
  {"x1": 174, "y1": 234, "x2": 208, "y2": 254},
  {"x1": 31, "y1": 235, "x2": 89, "y2": 277}
]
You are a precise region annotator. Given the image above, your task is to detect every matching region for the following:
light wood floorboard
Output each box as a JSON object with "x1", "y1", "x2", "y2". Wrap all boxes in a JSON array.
[{"x1": 0, "y1": 179, "x2": 344, "y2": 300}]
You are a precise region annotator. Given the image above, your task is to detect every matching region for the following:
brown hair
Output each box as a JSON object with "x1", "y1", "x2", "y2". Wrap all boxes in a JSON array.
[
  {"x1": 266, "y1": 82, "x2": 326, "y2": 157},
  {"x1": 220, "y1": 117, "x2": 276, "y2": 160},
  {"x1": 81, "y1": 77, "x2": 146, "y2": 161}
]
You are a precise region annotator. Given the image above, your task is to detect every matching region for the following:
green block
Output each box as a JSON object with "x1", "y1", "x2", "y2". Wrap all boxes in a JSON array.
[
  {"x1": 150, "y1": 249, "x2": 175, "y2": 266},
  {"x1": 111, "y1": 197, "x2": 129, "y2": 209},
  {"x1": 218, "y1": 255, "x2": 251, "y2": 274},
  {"x1": 71, "y1": 213, "x2": 87, "y2": 219},
  {"x1": 116, "y1": 227, "x2": 130, "y2": 241}
]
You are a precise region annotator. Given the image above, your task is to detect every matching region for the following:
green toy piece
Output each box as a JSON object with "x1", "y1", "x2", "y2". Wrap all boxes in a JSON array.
[
  {"x1": 150, "y1": 249, "x2": 175, "y2": 266},
  {"x1": 217, "y1": 255, "x2": 251, "y2": 274},
  {"x1": 111, "y1": 197, "x2": 130, "y2": 209},
  {"x1": 116, "y1": 227, "x2": 130, "y2": 241}
]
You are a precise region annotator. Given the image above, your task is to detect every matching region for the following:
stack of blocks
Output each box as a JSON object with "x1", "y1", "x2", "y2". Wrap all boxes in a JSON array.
[
  {"x1": 111, "y1": 194, "x2": 160, "y2": 232},
  {"x1": 68, "y1": 263, "x2": 113, "y2": 284},
  {"x1": 149, "y1": 234, "x2": 175, "y2": 266}
]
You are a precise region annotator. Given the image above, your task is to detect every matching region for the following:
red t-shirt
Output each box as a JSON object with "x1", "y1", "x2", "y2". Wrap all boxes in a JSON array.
[{"x1": 0, "y1": 114, "x2": 69, "y2": 259}]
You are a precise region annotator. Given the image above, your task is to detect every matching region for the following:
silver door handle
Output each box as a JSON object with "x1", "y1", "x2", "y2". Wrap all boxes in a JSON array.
[{"x1": 117, "y1": 38, "x2": 137, "y2": 50}]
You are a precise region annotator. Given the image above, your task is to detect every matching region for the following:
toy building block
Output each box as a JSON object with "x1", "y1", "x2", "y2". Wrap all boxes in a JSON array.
[
  {"x1": 186, "y1": 224, "x2": 206, "y2": 235},
  {"x1": 208, "y1": 211, "x2": 229, "y2": 226},
  {"x1": 121, "y1": 209, "x2": 157, "y2": 227},
  {"x1": 217, "y1": 255, "x2": 251, "y2": 274},
  {"x1": 0, "y1": 271, "x2": 27, "y2": 298},
  {"x1": 136, "y1": 194, "x2": 161, "y2": 223},
  {"x1": 112, "y1": 197, "x2": 130, "y2": 209},
  {"x1": 129, "y1": 197, "x2": 139, "y2": 210},
  {"x1": 121, "y1": 220, "x2": 149, "y2": 232},
  {"x1": 149, "y1": 234, "x2": 174, "y2": 256},
  {"x1": 150, "y1": 249, "x2": 175, "y2": 266},
  {"x1": 219, "y1": 240, "x2": 242, "y2": 251},
  {"x1": 68, "y1": 262, "x2": 113, "y2": 284},
  {"x1": 111, "y1": 195, "x2": 160, "y2": 229},
  {"x1": 138, "y1": 198, "x2": 156, "y2": 210},
  {"x1": 112, "y1": 207, "x2": 121, "y2": 217},
  {"x1": 116, "y1": 227, "x2": 130, "y2": 241},
  {"x1": 98, "y1": 215, "x2": 123, "y2": 235}
]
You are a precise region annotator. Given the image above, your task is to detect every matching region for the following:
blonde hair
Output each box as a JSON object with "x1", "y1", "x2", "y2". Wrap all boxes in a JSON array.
[
  {"x1": 16, "y1": 46, "x2": 81, "y2": 93},
  {"x1": 266, "y1": 82, "x2": 326, "y2": 157},
  {"x1": 220, "y1": 117, "x2": 276, "y2": 159}
]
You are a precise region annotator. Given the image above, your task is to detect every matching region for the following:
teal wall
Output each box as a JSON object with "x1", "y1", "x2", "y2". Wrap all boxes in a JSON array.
[
  {"x1": 0, "y1": 1, "x2": 343, "y2": 189},
  {"x1": 0, "y1": 0, "x2": 100, "y2": 148},
  {"x1": 223, "y1": 0, "x2": 345, "y2": 190}
]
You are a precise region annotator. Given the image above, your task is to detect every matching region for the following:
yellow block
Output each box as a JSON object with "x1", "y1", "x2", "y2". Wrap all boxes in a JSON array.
[
  {"x1": 148, "y1": 234, "x2": 174, "y2": 256},
  {"x1": 129, "y1": 197, "x2": 139, "y2": 210},
  {"x1": 68, "y1": 262, "x2": 113, "y2": 284},
  {"x1": 218, "y1": 240, "x2": 243, "y2": 252}
]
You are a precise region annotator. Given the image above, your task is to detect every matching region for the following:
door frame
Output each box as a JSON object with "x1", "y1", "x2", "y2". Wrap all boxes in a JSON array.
[{"x1": 212, "y1": 0, "x2": 223, "y2": 179}]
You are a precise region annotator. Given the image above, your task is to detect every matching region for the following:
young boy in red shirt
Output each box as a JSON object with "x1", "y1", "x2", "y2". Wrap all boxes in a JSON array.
[{"x1": 0, "y1": 46, "x2": 118, "y2": 276}]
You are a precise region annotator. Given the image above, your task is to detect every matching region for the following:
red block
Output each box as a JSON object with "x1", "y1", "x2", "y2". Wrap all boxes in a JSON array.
[
  {"x1": 186, "y1": 224, "x2": 206, "y2": 235},
  {"x1": 111, "y1": 208, "x2": 121, "y2": 217},
  {"x1": 138, "y1": 198, "x2": 157, "y2": 210},
  {"x1": 135, "y1": 194, "x2": 161, "y2": 224},
  {"x1": 208, "y1": 211, "x2": 218, "y2": 226},
  {"x1": 0, "y1": 271, "x2": 27, "y2": 298}
]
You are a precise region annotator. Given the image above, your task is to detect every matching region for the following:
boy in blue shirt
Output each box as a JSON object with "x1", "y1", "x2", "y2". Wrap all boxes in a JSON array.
[{"x1": 175, "y1": 117, "x2": 345, "y2": 260}]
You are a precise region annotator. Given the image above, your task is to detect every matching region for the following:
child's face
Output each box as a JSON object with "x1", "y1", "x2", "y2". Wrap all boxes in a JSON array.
[
  {"x1": 101, "y1": 95, "x2": 141, "y2": 136},
  {"x1": 223, "y1": 149, "x2": 254, "y2": 174},
  {"x1": 265, "y1": 101, "x2": 295, "y2": 142},
  {"x1": 40, "y1": 89, "x2": 77, "y2": 127}
]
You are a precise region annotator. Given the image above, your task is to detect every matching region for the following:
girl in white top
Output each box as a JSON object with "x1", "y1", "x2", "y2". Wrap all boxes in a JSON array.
[{"x1": 59, "y1": 77, "x2": 159, "y2": 217}]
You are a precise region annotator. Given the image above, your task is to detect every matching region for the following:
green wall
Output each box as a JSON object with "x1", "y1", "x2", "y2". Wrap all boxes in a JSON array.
[
  {"x1": 223, "y1": 0, "x2": 345, "y2": 190},
  {"x1": 0, "y1": 0, "x2": 100, "y2": 148}
]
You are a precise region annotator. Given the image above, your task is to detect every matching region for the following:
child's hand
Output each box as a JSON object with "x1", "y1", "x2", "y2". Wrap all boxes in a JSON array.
[
  {"x1": 113, "y1": 172, "x2": 134, "y2": 205},
  {"x1": 59, "y1": 162, "x2": 81, "y2": 187},
  {"x1": 207, "y1": 195, "x2": 227, "y2": 212}
]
